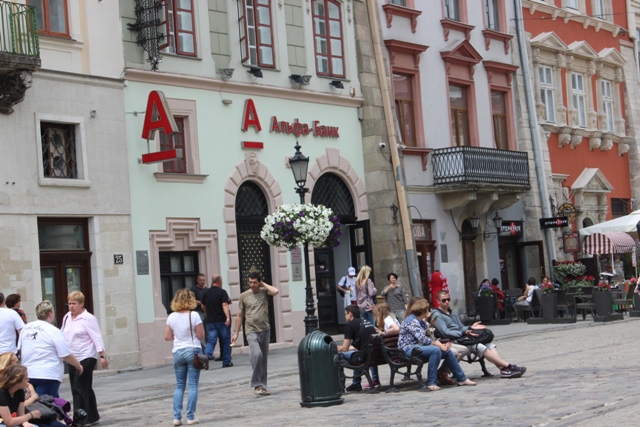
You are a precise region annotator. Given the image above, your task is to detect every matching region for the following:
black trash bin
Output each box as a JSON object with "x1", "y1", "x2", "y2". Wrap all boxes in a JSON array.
[{"x1": 298, "y1": 330, "x2": 343, "y2": 407}]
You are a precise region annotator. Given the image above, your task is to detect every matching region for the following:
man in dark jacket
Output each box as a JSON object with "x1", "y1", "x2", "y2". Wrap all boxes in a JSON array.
[{"x1": 432, "y1": 291, "x2": 526, "y2": 379}]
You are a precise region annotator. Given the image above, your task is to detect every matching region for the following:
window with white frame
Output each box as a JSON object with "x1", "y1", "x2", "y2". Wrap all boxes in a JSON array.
[
  {"x1": 312, "y1": 0, "x2": 345, "y2": 78},
  {"x1": 393, "y1": 73, "x2": 417, "y2": 147},
  {"x1": 539, "y1": 65, "x2": 555, "y2": 123},
  {"x1": 158, "y1": 0, "x2": 197, "y2": 56},
  {"x1": 601, "y1": 79, "x2": 614, "y2": 132},
  {"x1": 565, "y1": 0, "x2": 579, "y2": 9},
  {"x1": 238, "y1": 0, "x2": 275, "y2": 68},
  {"x1": 572, "y1": 73, "x2": 587, "y2": 128},
  {"x1": 444, "y1": 0, "x2": 460, "y2": 21},
  {"x1": 593, "y1": 0, "x2": 605, "y2": 19},
  {"x1": 485, "y1": 0, "x2": 499, "y2": 31},
  {"x1": 389, "y1": 0, "x2": 406, "y2": 5},
  {"x1": 35, "y1": 114, "x2": 89, "y2": 186}
]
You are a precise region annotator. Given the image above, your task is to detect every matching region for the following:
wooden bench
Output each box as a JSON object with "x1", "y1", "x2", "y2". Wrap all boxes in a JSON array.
[
  {"x1": 334, "y1": 329, "x2": 493, "y2": 392},
  {"x1": 334, "y1": 331, "x2": 425, "y2": 392}
]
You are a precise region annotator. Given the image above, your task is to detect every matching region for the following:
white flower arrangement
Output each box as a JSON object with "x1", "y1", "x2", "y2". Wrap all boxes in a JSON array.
[{"x1": 260, "y1": 203, "x2": 342, "y2": 250}]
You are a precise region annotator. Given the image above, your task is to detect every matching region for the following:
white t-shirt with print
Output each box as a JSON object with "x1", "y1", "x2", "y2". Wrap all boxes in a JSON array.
[
  {"x1": 18, "y1": 320, "x2": 72, "y2": 381},
  {"x1": 166, "y1": 311, "x2": 202, "y2": 353},
  {"x1": 0, "y1": 308, "x2": 24, "y2": 353},
  {"x1": 383, "y1": 315, "x2": 400, "y2": 332}
]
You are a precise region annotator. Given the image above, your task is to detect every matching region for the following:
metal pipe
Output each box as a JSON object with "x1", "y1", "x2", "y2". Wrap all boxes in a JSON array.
[
  {"x1": 514, "y1": 0, "x2": 557, "y2": 275},
  {"x1": 366, "y1": 0, "x2": 421, "y2": 297}
]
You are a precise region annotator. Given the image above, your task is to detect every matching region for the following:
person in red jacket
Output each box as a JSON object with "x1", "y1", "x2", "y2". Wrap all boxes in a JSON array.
[{"x1": 429, "y1": 270, "x2": 449, "y2": 309}]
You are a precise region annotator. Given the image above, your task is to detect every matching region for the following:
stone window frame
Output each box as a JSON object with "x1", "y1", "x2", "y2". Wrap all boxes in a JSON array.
[
  {"x1": 591, "y1": 0, "x2": 611, "y2": 22},
  {"x1": 35, "y1": 113, "x2": 90, "y2": 188},
  {"x1": 531, "y1": 32, "x2": 569, "y2": 126},
  {"x1": 562, "y1": 0, "x2": 585, "y2": 13},
  {"x1": 441, "y1": 0, "x2": 474, "y2": 43},
  {"x1": 571, "y1": 73, "x2": 587, "y2": 128},
  {"x1": 483, "y1": 60, "x2": 519, "y2": 151},
  {"x1": 565, "y1": 42, "x2": 598, "y2": 130},
  {"x1": 595, "y1": 49, "x2": 625, "y2": 136},
  {"x1": 152, "y1": 98, "x2": 208, "y2": 184}
]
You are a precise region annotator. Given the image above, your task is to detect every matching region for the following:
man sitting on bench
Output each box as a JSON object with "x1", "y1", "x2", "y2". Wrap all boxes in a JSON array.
[
  {"x1": 336, "y1": 305, "x2": 380, "y2": 392},
  {"x1": 432, "y1": 291, "x2": 527, "y2": 379}
]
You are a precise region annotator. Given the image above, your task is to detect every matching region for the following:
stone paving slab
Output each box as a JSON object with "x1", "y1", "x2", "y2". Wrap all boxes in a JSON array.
[{"x1": 60, "y1": 318, "x2": 640, "y2": 426}]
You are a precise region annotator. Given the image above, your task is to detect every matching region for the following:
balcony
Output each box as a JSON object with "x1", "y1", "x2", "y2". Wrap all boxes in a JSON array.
[
  {"x1": 0, "y1": 0, "x2": 40, "y2": 114},
  {"x1": 431, "y1": 146, "x2": 530, "y2": 210}
]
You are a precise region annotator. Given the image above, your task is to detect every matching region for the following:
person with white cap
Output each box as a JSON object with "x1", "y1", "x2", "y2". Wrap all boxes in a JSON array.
[{"x1": 337, "y1": 267, "x2": 357, "y2": 308}]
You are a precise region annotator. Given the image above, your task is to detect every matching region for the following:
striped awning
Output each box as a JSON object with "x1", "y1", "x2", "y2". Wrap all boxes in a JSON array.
[{"x1": 582, "y1": 232, "x2": 637, "y2": 254}]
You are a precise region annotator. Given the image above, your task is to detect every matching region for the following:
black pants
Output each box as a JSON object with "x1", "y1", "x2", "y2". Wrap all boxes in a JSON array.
[{"x1": 68, "y1": 357, "x2": 99, "y2": 423}]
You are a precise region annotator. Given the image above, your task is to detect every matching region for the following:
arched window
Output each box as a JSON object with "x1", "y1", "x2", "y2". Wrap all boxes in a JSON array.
[
  {"x1": 236, "y1": 181, "x2": 268, "y2": 219},
  {"x1": 311, "y1": 173, "x2": 356, "y2": 224}
]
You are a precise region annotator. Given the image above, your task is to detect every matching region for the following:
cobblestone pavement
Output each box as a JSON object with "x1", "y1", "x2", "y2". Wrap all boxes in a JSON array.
[{"x1": 62, "y1": 318, "x2": 640, "y2": 426}]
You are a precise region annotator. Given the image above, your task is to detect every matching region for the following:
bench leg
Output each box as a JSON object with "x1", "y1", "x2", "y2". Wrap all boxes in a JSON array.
[
  {"x1": 479, "y1": 358, "x2": 493, "y2": 377},
  {"x1": 386, "y1": 369, "x2": 398, "y2": 393}
]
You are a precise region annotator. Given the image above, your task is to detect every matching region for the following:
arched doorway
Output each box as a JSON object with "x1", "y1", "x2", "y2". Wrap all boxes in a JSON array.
[
  {"x1": 235, "y1": 181, "x2": 276, "y2": 343},
  {"x1": 461, "y1": 219, "x2": 478, "y2": 317},
  {"x1": 311, "y1": 173, "x2": 361, "y2": 334}
]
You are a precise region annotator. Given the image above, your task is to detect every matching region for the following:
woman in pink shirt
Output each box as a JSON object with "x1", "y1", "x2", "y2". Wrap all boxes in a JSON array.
[{"x1": 60, "y1": 291, "x2": 108, "y2": 427}]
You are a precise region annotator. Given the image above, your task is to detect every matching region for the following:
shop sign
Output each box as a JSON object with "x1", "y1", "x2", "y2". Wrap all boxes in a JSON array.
[
  {"x1": 499, "y1": 221, "x2": 523, "y2": 237},
  {"x1": 140, "y1": 90, "x2": 181, "y2": 164},
  {"x1": 412, "y1": 224, "x2": 426, "y2": 240},
  {"x1": 539, "y1": 217, "x2": 569, "y2": 229},
  {"x1": 556, "y1": 203, "x2": 577, "y2": 224},
  {"x1": 563, "y1": 232, "x2": 579, "y2": 253},
  {"x1": 241, "y1": 98, "x2": 340, "y2": 139}
]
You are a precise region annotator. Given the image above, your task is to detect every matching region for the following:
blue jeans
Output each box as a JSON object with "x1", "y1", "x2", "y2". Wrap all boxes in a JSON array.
[
  {"x1": 361, "y1": 309, "x2": 375, "y2": 327},
  {"x1": 30, "y1": 378, "x2": 61, "y2": 398},
  {"x1": 405, "y1": 345, "x2": 468, "y2": 386},
  {"x1": 342, "y1": 350, "x2": 379, "y2": 386},
  {"x1": 173, "y1": 347, "x2": 202, "y2": 421},
  {"x1": 205, "y1": 322, "x2": 231, "y2": 365}
]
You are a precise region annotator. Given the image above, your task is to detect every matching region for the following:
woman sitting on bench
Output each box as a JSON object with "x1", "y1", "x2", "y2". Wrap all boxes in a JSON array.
[{"x1": 398, "y1": 298, "x2": 476, "y2": 391}]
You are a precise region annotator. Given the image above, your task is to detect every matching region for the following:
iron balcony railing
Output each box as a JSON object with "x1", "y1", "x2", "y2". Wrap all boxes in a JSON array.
[
  {"x1": 431, "y1": 146, "x2": 530, "y2": 187},
  {"x1": 0, "y1": 1, "x2": 39, "y2": 57}
]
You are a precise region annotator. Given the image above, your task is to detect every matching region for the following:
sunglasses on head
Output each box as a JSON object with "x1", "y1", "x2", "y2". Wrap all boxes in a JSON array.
[{"x1": 440, "y1": 298, "x2": 451, "y2": 302}]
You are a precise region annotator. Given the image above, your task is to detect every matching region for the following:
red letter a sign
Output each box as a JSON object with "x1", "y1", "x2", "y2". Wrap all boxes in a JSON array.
[
  {"x1": 241, "y1": 99, "x2": 262, "y2": 132},
  {"x1": 141, "y1": 91, "x2": 178, "y2": 139}
]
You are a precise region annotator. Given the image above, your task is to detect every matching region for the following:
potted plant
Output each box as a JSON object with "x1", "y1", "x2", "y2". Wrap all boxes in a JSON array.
[
  {"x1": 539, "y1": 282, "x2": 557, "y2": 319},
  {"x1": 260, "y1": 203, "x2": 342, "y2": 250},
  {"x1": 593, "y1": 281, "x2": 613, "y2": 316},
  {"x1": 477, "y1": 288, "x2": 495, "y2": 322}
]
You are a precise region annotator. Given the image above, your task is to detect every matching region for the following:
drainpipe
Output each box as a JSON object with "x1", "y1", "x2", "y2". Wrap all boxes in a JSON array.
[
  {"x1": 514, "y1": 0, "x2": 557, "y2": 276},
  {"x1": 366, "y1": 0, "x2": 421, "y2": 297}
]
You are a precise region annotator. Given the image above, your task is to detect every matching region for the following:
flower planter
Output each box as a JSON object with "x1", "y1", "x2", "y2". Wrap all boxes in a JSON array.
[
  {"x1": 477, "y1": 296, "x2": 495, "y2": 322},
  {"x1": 593, "y1": 291, "x2": 613, "y2": 316},
  {"x1": 540, "y1": 293, "x2": 558, "y2": 319}
]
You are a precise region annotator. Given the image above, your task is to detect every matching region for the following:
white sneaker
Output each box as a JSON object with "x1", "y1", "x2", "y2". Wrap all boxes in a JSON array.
[
  {"x1": 173, "y1": 421, "x2": 182, "y2": 426},
  {"x1": 187, "y1": 420, "x2": 200, "y2": 425}
]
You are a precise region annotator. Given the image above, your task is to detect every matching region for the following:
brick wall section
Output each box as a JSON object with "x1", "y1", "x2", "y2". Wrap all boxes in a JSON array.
[
  {"x1": 352, "y1": 0, "x2": 412, "y2": 293},
  {"x1": 284, "y1": 0, "x2": 306, "y2": 75},
  {"x1": 209, "y1": 0, "x2": 230, "y2": 67}
]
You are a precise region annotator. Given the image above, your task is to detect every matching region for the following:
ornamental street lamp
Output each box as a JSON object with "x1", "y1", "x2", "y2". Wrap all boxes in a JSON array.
[{"x1": 289, "y1": 141, "x2": 318, "y2": 335}]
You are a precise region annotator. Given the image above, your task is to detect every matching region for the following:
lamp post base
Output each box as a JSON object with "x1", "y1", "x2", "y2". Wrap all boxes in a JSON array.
[{"x1": 304, "y1": 315, "x2": 319, "y2": 335}]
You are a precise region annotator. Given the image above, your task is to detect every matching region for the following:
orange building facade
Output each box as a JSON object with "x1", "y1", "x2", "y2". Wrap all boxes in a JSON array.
[{"x1": 522, "y1": 0, "x2": 635, "y2": 263}]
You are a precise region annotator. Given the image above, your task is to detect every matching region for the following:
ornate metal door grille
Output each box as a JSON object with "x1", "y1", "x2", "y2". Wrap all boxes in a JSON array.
[
  {"x1": 311, "y1": 173, "x2": 356, "y2": 224},
  {"x1": 236, "y1": 181, "x2": 276, "y2": 343}
]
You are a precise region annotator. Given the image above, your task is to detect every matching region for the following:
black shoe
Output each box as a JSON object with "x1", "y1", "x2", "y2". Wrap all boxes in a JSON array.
[
  {"x1": 500, "y1": 367, "x2": 523, "y2": 379},
  {"x1": 345, "y1": 383, "x2": 362, "y2": 392},
  {"x1": 509, "y1": 364, "x2": 527, "y2": 375},
  {"x1": 222, "y1": 363, "x2": 234, "y2": 368},
  {"x1": 214, "y1": 356, "x2": 223, "y2": 361},
  {"x1": 73, "y1": 409, "x2": 88, "y2": 427},
  {"x1": 207, "y1": 355, "x2": 214, "y2": 360}
]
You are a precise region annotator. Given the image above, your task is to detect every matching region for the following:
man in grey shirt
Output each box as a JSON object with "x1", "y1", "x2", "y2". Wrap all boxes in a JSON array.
[{"x1": 231, "y1": 272, "x2": 279, "y2": 396}]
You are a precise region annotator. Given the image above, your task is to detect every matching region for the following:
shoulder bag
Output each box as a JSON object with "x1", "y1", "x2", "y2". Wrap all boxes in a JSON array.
[
  {"x1": 188, "y1": 312, "x2": 209, "y2": 370},
  {"x1": 27, "y1": 401, "x2": 58, "y2": 422},
  {"x1": 454, "y1": 328, "x2": 494, "y2": 346}
]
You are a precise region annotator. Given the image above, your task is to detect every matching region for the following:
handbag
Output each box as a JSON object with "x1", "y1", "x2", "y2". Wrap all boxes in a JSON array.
[
  {"x1": 27, "y1": 401, "x2": 58, "y2": 422},
  {"x1": 188, "y1": 312, "x2": 209, "y2": 370},
  {"x1": 454, "y1": 328, "x2": 494, "y2": 346}
]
